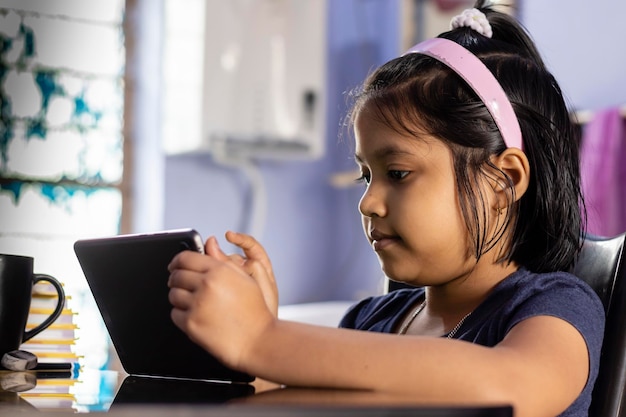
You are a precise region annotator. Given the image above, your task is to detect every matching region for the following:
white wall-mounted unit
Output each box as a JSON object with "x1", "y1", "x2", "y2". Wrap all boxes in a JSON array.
[{"x1": 165, "y1": 0, "x2": 327, "y2": 160}]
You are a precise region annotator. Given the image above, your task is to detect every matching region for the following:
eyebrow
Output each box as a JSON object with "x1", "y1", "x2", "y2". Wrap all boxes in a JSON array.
[{"x1": 354, "y1": 146, "x2": 416, "y2": 163}]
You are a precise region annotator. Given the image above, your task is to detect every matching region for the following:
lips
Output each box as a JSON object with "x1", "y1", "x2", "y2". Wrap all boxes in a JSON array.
[{"x1": 369, "y1": 229, "x2": 400, "y2": 251}]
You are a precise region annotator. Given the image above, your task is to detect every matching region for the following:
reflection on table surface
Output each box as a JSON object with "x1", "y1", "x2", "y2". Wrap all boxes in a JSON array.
[
  {"x1": 0, "y1": 368, "x2": 513, "y2": 416},
  {"x1": 0, "y1": 368, "x2": 119, "y2": 412}
]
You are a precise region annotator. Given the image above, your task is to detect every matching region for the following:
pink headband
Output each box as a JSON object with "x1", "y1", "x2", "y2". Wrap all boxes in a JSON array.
[{"x1": 404, "y1": 38, "x2": 523, "y2": 151}]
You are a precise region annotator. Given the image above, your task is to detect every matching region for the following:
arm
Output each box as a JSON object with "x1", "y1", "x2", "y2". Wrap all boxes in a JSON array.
[
  {"x1": 168, "y1": 239, "x2": 589, "y2": 417},
  {"x1": 242, "y1": 316, "x2": 588, "y2": 416}
]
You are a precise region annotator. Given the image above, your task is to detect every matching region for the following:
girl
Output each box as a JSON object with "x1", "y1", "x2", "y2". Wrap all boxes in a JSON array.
[{"x1": 167, "y1": 2, "x2": 605, "y2": 416}]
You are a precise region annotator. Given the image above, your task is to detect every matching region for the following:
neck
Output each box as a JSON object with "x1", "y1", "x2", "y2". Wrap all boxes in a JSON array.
[{"x1": 424, "y1": 261, "x2": 518, "y2": 318}]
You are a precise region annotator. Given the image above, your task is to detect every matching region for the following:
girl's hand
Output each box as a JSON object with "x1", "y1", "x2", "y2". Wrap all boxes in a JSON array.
[
  {"x1": 167, "y1": 236, "x2": 275, "y2": 370},
  {"x1": 221, "y1": 231, "x2": 278, "y2": 316}
]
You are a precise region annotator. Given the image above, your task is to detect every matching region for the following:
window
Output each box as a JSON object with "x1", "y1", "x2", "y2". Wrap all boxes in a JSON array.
[{"x1": 0, "y1": 1, "x2": 125, "y2": 371}]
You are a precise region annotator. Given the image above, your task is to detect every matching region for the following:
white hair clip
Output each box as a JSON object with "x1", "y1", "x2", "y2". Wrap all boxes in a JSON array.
[{"x1": 450, "y1": 8, "x2": 493, "y2": 38}]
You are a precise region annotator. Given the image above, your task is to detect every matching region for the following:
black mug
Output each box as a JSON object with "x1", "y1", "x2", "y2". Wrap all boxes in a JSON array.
[{"x1": 0, "y1": 254, "x2": 66, "y2": 357}]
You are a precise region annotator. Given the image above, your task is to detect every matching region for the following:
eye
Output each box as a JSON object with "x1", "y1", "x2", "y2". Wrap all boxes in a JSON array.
[
  {"x1": 388, "y1": 170, "x2": 409, "y2": 181},
  {"x1": 355, "y1": 171, "x2": 370, "y2": 185}
]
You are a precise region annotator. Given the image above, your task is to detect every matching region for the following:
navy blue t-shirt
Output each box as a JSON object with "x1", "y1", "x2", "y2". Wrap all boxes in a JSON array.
[{"x1": 339, "y1": 268, "x2": 605, "y2": 417}]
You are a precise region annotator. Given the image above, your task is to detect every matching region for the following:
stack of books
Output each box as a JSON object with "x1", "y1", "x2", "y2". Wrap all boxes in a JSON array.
[
  {"x1": 11, "y1": 281, "x2": 83, "y2": 410},
  {"x1": 22, "y1": 281, "x2": 81, "y2": 368}
]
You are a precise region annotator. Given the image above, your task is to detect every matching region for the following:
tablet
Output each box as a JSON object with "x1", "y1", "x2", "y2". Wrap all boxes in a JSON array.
[{"x1": 74, "y1": 229, "x2": 254, "y2": 383}]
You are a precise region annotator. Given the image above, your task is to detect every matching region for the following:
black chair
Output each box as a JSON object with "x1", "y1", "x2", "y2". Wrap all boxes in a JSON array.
[
  {"x1": 386, "y1": 233, "x2": 626, "y2": 417},
  {"x1": 576, "y1": 234, "x2": 626, "y2": 417}
]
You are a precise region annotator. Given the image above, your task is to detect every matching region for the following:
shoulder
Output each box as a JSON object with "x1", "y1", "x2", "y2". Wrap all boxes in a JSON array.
[
  {"x1": 479, "y1": 268, "x2": 605, "y2": 349},
  {"x1": 496, "y1": 269, "x2": 604, "y2": 319},
  {"x1": 339, "y1": 287, "x2": 425, "y2": 332}
]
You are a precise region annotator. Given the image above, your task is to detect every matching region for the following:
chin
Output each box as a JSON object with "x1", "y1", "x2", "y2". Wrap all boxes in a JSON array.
[
  {"x1": 380, "y1": 266, "x2": 411, "y2": 285},
  {"x1": 380, "y1": 262, "x2": 425, "y2": 287}
]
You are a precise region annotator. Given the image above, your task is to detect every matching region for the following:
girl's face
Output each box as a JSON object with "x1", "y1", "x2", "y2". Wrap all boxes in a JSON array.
[{"x1": 354, "y1": 106, "x2": 493, "y2": 287}]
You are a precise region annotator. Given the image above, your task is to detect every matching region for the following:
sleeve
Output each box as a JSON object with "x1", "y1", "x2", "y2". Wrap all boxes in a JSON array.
[
  {"x1": 338, "y1": 297, "x2": 376, "y2": 329},
  {"x1": 338, "y1": 289, "x2": 425, "y2": 332},
  {"x1": 507, "y1": 273, "x2": 605, "y2": 382}
]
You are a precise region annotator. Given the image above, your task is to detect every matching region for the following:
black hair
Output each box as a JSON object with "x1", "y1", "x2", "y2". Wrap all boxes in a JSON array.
[{"x1": 346, "y1": 0, "x2": 585, "y2": 272}]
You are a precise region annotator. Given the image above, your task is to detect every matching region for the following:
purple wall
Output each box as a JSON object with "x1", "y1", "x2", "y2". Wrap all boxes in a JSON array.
[{"x1": 520, "y1": 0, "x2": 626, "y2": 112}]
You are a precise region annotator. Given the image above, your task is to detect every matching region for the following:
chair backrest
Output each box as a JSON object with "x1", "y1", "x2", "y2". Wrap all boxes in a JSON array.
[
  {"x1": 385, "y1": 233, "x2": 626, "y2": 417},
  {"x1": 576, "y1": 234, "x2": 626, "y2": 417}
]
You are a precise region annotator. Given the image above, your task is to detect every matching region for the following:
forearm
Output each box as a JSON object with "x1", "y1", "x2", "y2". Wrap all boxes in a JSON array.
[{"x1": 240, "y1": 319, "x2": 510, "y2": 401}]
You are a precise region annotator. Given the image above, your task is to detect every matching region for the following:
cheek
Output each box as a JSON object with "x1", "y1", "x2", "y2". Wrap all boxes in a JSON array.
[
  {"x1": 400, "y1": 194, "x2": 470, "y2": 251},
  {"x1": 403, "y1": 189, "x2": 460, "y2": 226}
]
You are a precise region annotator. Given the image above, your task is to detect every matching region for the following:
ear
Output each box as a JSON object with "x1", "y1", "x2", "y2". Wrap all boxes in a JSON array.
[{"x1": 490, "y1": 148, "x2": 530, "y2": 206}]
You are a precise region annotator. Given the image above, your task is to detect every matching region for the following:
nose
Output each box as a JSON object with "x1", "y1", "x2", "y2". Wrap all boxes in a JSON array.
[{"x1": 358, "y1": 183, "x2": 387, "y2": 218}]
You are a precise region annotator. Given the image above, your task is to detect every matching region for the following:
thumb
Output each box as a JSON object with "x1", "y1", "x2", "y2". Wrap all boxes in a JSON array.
[{"x1": 205, "y1": 236, "x2": 229, "y2": 261}]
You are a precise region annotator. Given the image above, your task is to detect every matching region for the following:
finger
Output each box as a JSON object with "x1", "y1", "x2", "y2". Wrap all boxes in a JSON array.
[
  {"x1": 246, "y1": 259, "x2": 279, "y2": 315},
  {"x1": 168, "y1": 250, "x2": 210, "y2": 273},
  {"x1": 168, "y1": 269, "x2": 204, "y2": 291},
  {"x1": 170, "y1": 308, "x2": 189, "y2": 333},
  {"x1": 207, "y1": 238, "x2": 250, "y2": 273},
  {"x1": 228, "y1": 254, "x2": 246, "y2": 266},
  {"x1": 205, "y1": 236, "x2": 230, "y2": 262},
  {"x1": 225, "y1": 231, "x2": 273, "y2": 274},
  {"x1": 168, "y1": 287, "x2": 194, "y2": 310}
]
